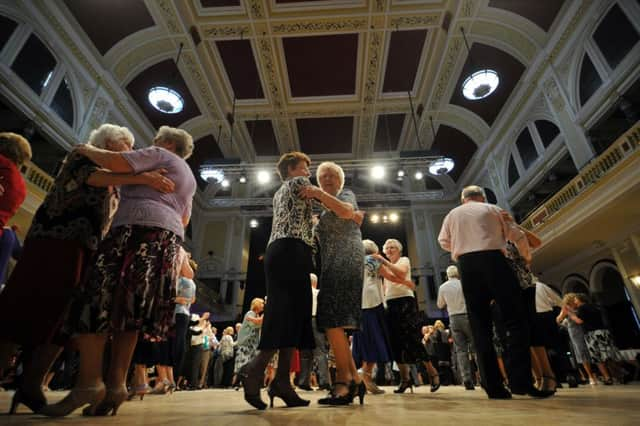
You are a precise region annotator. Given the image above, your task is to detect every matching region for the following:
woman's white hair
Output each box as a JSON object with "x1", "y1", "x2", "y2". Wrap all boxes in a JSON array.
[
  {"x1": 316, "y1": 161, "x2": 345, "y2": 192},
  {"x1": 154, "y1": 126, "x2": 194, "y2": 159},
  {"x1": 383, "y1": 238, "x2": 403, "y2": 253},
  {"x1": 362, "y1": 239, "x2": 379, "y2": 255},
  {"x1": 446, "y1": 265, "x2": 459, "y2": 279},
  {"x1": 88, "y1": 124, "x2": 134, "y2": 149}
]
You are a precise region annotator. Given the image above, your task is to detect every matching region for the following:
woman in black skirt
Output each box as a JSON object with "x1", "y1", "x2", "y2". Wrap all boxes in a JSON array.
[
  {"x1": 376, "y1": 238, "x2": 441, "y2": 393},
  {"x1": 238, "y1": 152, "x2": 320, "y2": 410}
]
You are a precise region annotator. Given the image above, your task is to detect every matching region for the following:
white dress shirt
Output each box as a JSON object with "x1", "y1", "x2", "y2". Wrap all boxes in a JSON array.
[
  {"x1": 437, "y1": 278, "x2": 467, "y2": 315},
  {"x1": 438, "y1": 201, "x2": 526, "y2": 261}
]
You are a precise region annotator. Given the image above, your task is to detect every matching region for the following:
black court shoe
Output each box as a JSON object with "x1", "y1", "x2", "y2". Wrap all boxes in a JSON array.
[
  {"x1": 8, "y1": 388, "x2": 46, "y2": 414},
  {"x1": 268, "y1": 380, "x2": 310, "y2": 408},
  {"x1": 393, "y1": 380, "x2": 413, "y2": 394}
]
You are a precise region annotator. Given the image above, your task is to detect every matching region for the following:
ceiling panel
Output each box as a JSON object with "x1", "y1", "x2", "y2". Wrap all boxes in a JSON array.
[
  {"x1": 283, "y1": 34, "x2": 358, "y2": 97},
  {"x1": 449, "y1": 43, "x2": 525, "y2": 127},
  {"x1": 126, "y1": 59, "x2": 201, "y2": 129},
  {"x1": 200, "y1": 0, "x2": 241, "y2": 6},
  {"x1": 431, "y1": 124, "x2": 477, "y2": 182},
  {"x1": 216, "y1": 40, "x2": 264, "y2": 99},
  {"x1": 297, "y1": 116, "x2": 354, "y2": 154},
  {"x1": 64, "y1": 0, "x2": 154, "y2": 55},
  {"x1": 382, "y1": 30, "x2": 428, "y2": 93},
  {"x1": 374, "y1": 114, "x2": 405, "y2": 152},
  {"x1": 488, "y1": 0, "x2": 565, "y2": 31},
  {"x1": 245, "y1": 120, "x2": 279, "y2": 156}
]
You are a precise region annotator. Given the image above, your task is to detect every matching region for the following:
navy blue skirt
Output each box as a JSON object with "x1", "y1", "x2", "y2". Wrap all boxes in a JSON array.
[{"x1": 352, "y1": 304, "x2": 393, "y2": 365}]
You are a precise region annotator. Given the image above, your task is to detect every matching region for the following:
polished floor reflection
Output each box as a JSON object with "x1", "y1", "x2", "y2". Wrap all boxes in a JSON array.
[{"x1": 2, "y1": 383, "x2": 639, "y2": 425}]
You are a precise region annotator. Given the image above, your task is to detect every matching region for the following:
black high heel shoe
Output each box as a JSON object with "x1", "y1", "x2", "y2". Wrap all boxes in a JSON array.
[
  {"x1": 83, "y1": 387, "x2": 128, "y2": 416},
  {"x1": 8, "y1": 388, "x2": 46, "y2": 414},
  {"x1": 318, "y1": 381, "x2": 353, "y2": 405},
  {"x1": 394, "y1": 380, "x2": 414, "y2": 394},
  {"x1": 238, "y1": 366, "x2": 267, "y2": 410},
  {"x1": 354, "y1": 381, "x2": 366, "y2": 405},
  {"x1": 430, "y1": 374, "x2": 441, "y2": 393},
  {"x1": 268, "y1": 380, "x2": 310, "y2": 408}
]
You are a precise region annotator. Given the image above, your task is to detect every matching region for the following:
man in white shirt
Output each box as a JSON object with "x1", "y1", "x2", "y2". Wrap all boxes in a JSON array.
[
  {"x1": 437, "y1": 265, "x2": 475, "y2": 390},
  {"x1": 438, "y1": 186, "x2": 552, "y2": 399}
]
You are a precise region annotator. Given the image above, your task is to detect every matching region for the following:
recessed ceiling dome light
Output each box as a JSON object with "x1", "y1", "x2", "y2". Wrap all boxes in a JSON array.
[
  {"x1": 429, "y1": 158, "x2": 455, "y2": 176},
  {"x1": 462, "y1": 69, "x2": 499, "y2": 100},
  {"x1": 148, "y1": 86, "x2": 184, "y2": 114}
]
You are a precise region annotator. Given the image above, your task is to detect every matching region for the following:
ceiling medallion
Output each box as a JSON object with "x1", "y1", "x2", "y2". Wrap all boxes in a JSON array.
[
  {"x1": 429, "y1": 157, "x2": 455, "y2": 175},
  {"x1": 148, "y1": 86, "x2": 184, "y2": 114},
  {"x1": 462, "y1": 69, "x2": 499, "y2": 100}
]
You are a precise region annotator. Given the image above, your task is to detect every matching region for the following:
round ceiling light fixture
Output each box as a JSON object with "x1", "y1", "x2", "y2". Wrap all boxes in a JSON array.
[
  {"x1": 428, "y1": 157, "x2": 455, "y2": 176},
  {"x1": 199, "y1": 166, "x2": 224, "y2": 183},
  {"x1": 462, "y1": 69, "x2": 499, "y2": 100},
  {"x1": 148, "y1": 86, "x2": 184, "y2": 114}
]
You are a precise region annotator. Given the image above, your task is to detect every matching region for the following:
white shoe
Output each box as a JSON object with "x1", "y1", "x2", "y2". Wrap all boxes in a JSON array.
[{"x1": 589, "y1": 378, "x2": 597, "y2": 385}]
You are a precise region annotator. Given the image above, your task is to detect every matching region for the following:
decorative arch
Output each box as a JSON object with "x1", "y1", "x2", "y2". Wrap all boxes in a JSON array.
[
  {"x1": 561, "y1": 274, "x2": 590, "y2": 295},
  {"x1": 589, "y1": 259, "x2": 619, "y2": 295}
]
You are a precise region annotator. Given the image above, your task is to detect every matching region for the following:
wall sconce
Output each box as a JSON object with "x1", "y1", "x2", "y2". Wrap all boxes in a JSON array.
[{"x1": 630, "y1": 275, "x2": 640, "y2": 289}]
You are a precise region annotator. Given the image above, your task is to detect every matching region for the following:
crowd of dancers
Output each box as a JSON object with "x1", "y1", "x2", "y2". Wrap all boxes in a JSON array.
[{"x1": 0, "y1": 130, "x2": 630, "y2": 417}]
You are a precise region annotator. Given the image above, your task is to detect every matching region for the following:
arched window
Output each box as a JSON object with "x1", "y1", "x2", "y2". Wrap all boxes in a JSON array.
[
  {"x1": 507, "y1": 155, "x2": 519, "y2": 187},
  {"x1": 51, "y1": 76, "x2": 74, "y2": 126},
  {"x1": 534, "y1": 120, "x2": 560, "y2": 148},
  {"x1": 10, "y1": 34, "x2": 57, "y2": 96},
  {"x1": 578, "y1": 53, "x2": 602, "y2": 106},
  {"x1": 515, "y1": 127, "x2": 538, "y2": 169},
  {"x1": 0, "y1": 15, "x2": 17, "y2": 49},
  {"x1": 593, "y1": 4, "x2": 639, "y2": 70}
]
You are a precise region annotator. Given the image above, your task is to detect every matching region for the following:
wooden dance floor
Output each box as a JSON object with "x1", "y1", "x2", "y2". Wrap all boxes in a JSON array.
[{"x1": 2, "y1": 383, "x2": 639, "y2": 425}]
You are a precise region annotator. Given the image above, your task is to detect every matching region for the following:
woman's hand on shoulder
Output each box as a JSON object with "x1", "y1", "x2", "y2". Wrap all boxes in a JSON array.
[{"x1": 299, "y1": 184, "x2": 323, "y2": 201}]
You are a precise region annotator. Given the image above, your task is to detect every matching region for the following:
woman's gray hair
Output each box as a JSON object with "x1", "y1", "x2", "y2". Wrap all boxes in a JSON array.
[
  {"x1": 88, "y1": 124, "x2": 135, "y2": 149},
  {"x1": 446, "y1": 265, "x2": 459, "y2": 279},
  {"x1": 316, "y1": 161, "x2": 345, "y2": 192},
  {"x1": 362, "y1": 239, "x2": 379, "y2": 255},
  {"x1": 154, "y1": 126, "x2": 194, "y2": 159},
  {"x1": 383, "y1": 238, "x2": 403, "y2": 253}
]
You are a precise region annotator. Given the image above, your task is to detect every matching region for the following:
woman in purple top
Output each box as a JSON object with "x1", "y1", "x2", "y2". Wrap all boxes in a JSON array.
[{"x1": 42, "y1": 126, "x2": 196, "y2": 417}]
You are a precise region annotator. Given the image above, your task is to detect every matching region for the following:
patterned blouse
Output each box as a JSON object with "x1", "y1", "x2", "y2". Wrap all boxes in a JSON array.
[
  {"x1": 505, "y1": 241, "x2": 534, "y2": 289},
  {"x1": 268, "y1": 176, "x2": 313, "y2": 247},
  {"x1": 26, "y1": 152, "x2": 118, "y2": 251}
]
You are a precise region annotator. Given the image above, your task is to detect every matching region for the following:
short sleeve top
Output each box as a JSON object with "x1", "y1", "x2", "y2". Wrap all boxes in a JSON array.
[
  {"x1": 110, "y1": 146, "x2": 196, "y2": 239},
  {"x1": 268, "y1": 176, "x2": 313, "y2": 247},
  {"x1": 384, "y1": 256, "x2": 414, "y2": 301},
  {"x1": 27, "y1": 152, "x2": 117, "y2": 251}
]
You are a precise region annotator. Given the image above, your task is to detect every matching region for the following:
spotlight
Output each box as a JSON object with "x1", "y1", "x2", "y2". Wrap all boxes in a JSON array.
[
  {"x1": 414, "y1": 171, "x2": 424, "y2": 180},
  {"x1": 371, "y1": 165, "x2": 385, "y2": 180},
  {"x1": 371, "y1": 214, "x2": 380, "y2": 224},
  {"x1": 249, "y1": 219, "x2": 258, "y2": 228},
  {"x1": 397, "y1": 170, "x2": 405, "y2": 177},
  {"x1": 221, "y1": 179, "x2": 230, "y2": 188},
  {"x1": 382, "y1": 215, "x2": 389, "y2": 223},
  {"x1": 239, "y1": 175, "x2": 247, "y2": 184},
  {"x1": 257, "y1": 170, "x2": 271, "y2": 184},
  {"x1": 389, "y1": 212, "x2": 399, "y2": 223}
]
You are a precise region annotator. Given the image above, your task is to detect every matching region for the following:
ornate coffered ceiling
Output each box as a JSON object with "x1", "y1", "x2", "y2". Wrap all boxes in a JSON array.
[{"x1": 49, "y1": 0, "x2": 569, "y2": 192}]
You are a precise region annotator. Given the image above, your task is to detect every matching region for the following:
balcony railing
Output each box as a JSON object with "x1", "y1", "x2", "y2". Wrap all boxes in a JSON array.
[
  {"x1": 20, "y1": 161, "x2": 55, "y2": 194},
  {"x1": 521, "y1": 120, "x2": 640, "y2": 231}
]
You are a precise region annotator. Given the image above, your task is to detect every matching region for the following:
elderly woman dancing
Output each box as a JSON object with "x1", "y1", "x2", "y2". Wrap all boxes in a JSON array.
[
  {"x1": 239, "y1": 152, "x2": 317, "y2": 410},
  {"x1": 376, "y1": 238, "x2": 441, "y2": 393},
  {"x1": 0, "y1": 125, "x2": 174, "y2": 414},
  {"x1": 234, "y1": 298, "x2": 264, "y2": 382},
  {"x1": 301, "y1": 161, "x2": 366, "y2": 406},
  {"x1": 42, "y1": 126, "x2": 196, "y2": 417}
]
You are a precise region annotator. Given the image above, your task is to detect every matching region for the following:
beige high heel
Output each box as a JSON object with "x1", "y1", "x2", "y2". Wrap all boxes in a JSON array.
[
  {"x1": 40, "y1": 384, "x2": 106, "y2": 417},
  {"x1": 361, "y1": 371, "x2": 385, "y2": 394}
]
